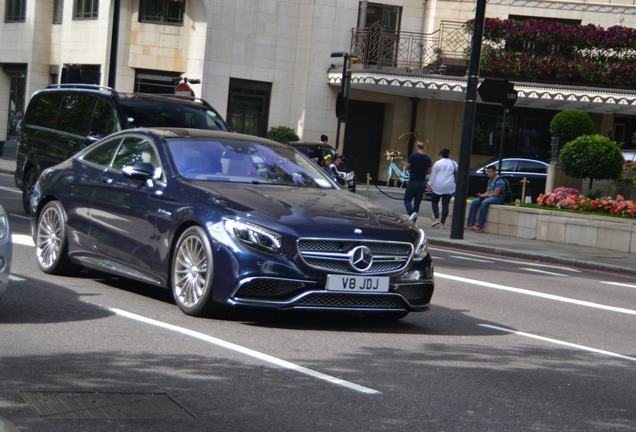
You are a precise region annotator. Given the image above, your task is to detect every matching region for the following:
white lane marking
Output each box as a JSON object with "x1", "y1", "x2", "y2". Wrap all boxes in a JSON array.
[
  {"x1": 9, "y1": 275, "x2": 26, "y2": 282},
  {"x1": 479, "y1": 324, "x2": 636, "y2": 363},
  {"x1": 435, "y1": 272, "x2": 636, "y2": 316},
  {"x1": 520, "y1": 267, "x2": 567, "y2": 277},
  {"x1": 0, "y1": 185, "x2": 20, "y2": 195},
  {"x1": 9, "y1": 213, "x2": 31, "y2": 221},
  {"x1": 449, "y1": 255, "x2": 493, "y2": 263},
  {"x1": 429, "y1": 247, "x2": 581, "y2": 272},
  {"x1": 602, "y1": 281, "x2": 636, "y2": 289},
  {"x1": 109, "y1": 308, "x2": 381, "y2": 395},
  {"x1": 12, "y1": 234, "x2": 35, "y2": 247}
]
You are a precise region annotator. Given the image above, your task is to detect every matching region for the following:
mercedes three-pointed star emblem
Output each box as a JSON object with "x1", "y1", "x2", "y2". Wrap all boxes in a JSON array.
[{"x1": 348, "y1": 245, "x2": 373, "y2": 272}]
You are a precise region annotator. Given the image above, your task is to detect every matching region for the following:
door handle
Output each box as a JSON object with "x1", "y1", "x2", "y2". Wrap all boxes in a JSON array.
[{"x1": 102, "y1": 177, "x2": 113, "y2": 185}]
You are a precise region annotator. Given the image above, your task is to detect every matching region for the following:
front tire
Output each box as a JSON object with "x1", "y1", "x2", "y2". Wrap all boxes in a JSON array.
[
  {"x1": 22, "y1": 168, "x2": 37, "y2": 214},
  {"x1": 35, "y1": 201, "x2": 75, "y2": 275},
  {"x1": 171, "y1": 226, "x2": 220, "y2": 316}
]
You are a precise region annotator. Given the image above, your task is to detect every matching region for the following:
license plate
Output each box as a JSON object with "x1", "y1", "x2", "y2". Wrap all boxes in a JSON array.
[{"x1": 326, "y1": 275, "x2": 389, "y2": 292}]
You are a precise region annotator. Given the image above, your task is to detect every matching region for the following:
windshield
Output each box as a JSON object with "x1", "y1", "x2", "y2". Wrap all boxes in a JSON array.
[
  {"x1": 119, "y1": 99, "x2": 228, "y2": 131},
  {"x1": 167, "y1": 138, "x2": 336, "y2": 188}
]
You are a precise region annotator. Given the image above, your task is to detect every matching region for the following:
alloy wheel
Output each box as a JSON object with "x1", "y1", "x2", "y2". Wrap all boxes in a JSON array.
[
  {"x1": 36, "y1": 206, "x2": 63, "y2": 270},
  {"x1": 173, "y1": 233, "x2": 210, "y2": 308}
]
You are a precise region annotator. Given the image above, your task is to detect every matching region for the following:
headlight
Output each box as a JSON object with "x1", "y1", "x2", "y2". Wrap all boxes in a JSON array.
[
  {"x1": 413, "y1": 228, "x2": 428, "y2": 261},
  {"x1": 223, "y1": 219, "x2": 282, "y2": 255},
  {"x1": 0, "y1": 215, "x2": 7, "y2": 240}
]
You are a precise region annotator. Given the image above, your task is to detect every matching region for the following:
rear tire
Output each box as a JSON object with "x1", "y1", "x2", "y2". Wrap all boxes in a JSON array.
[
  {"x1": 171, "y1": 226, "x2": 223, "y2": 317},
  {"x1": 22, "y1": 168, "x2": 37, "y2": 214},
  {"x1": 35, "y1": 201, "x2": 76, "y2": 275}
]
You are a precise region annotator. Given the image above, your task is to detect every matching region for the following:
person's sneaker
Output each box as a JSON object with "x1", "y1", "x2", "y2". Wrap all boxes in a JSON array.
[
  {"x1": 464, "y1": 224, "x2": 473, "y2": 229},
  {"x1": 472, "y1": 225, "x2": 483, "y2": 233},
  {"x1": 409, "y1": 212, "x2": 418, "y2": 222},
  {"x1": 431, "y1": 218, "x2": 441, "y2": 227},
  {"x1": 438, "y1": 223, "x2": 445, "y2": 229}
]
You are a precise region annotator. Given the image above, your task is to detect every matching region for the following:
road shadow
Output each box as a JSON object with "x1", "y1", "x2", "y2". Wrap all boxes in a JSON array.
[
  {"x1": 0, "y1": 343, "x2": 634, "y2": 431},
  {"x1": 0, "y1": 276, "x2": 113, "y2": 324},
  {"x1": 237, "y1": 305, "x2": 500, "y2": 336}
]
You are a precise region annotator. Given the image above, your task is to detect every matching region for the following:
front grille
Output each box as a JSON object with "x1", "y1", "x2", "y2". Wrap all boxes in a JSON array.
[
  {"x1": 234, "y1": 279, "x2": 307, "y2": 300},
  {"x1": 394, "y1": 283, "x2": 433, "y2": 306},
  {"x1": 294, "y1": 293, "x2": 407, "y2": 309},
  {"x1": 297, "y1": 238, "x2": 413, "y2": 274}
]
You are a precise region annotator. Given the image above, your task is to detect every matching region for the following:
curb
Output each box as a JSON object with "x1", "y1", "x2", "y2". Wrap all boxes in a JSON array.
[
  {"x1": 428, "y1": 238, "x2": 636, "y2": 277},
  {"x1": 0, "y1": 168, "x2": 14, "y2": 176}
]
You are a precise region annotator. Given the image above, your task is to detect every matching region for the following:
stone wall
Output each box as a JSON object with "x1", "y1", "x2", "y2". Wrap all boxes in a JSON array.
[{"x1": 483, "y1": 205, "x2": 636, "y2": 253}]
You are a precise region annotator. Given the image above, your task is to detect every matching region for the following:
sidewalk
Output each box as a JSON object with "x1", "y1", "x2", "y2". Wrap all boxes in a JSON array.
[
  {"x1": 0, "y1": 158, "x2": 15, "y2": 176},
  {"x1": 362, "y1": 185, "x2": 636, "y2": 276}
]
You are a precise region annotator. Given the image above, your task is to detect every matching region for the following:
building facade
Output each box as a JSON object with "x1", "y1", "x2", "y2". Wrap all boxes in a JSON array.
[{"x1": 1, "y1": 0, "x2": 636, "y2": 182}]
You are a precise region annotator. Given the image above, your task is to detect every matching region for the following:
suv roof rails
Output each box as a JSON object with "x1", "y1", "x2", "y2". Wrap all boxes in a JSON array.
[
  {"x1": 45, "y1": 84, "x2": 115, "y2": 93},
  {"x1": 134, "y1": 93, "x2": 212, "y2": 108}
]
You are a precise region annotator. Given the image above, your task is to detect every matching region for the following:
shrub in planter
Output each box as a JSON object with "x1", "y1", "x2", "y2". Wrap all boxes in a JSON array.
[
  {"x1": 266, "y1": 126, "x2": 299, "y2": 143},
  {"x1": 558, "y1": 134, "x2": 624, "y2": 189},
  {"x1": 549, "y1": 110, "x2": 595, "y2": 144}
]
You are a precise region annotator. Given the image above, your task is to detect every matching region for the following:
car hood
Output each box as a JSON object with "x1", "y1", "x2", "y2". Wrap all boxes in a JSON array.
[{"x1": 188, "y1": 181, "x2": 416, "y2": 241}]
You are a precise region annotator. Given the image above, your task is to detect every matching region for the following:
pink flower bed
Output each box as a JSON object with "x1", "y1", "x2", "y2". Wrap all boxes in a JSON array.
[{"x1": 537, "y1": 187, "x2": 636, "y2": 218}]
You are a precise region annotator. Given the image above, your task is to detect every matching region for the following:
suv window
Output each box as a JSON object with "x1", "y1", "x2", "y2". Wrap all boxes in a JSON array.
[
  {"x1": 81, "y1": 137, "x2": 122, "y2": 167},
  {"x1": 112, "y1": 136, "x2": 161, "y2": 178},
  {"x1": 25, "y1": 93, "x2": 64, "y2": 129},
  {"x1": 516, "y1": 160, "x2": 546, "y2": 174},
  {"x1": 90, "y1": 97, "x2": 120, "y2": 138},
  {"x1": 119, "y1": 99, "x2": 228, "y2": 131},
  {"x1": 498, "y1": 159, "x2": 517, "y2": 172},
  {"x1": 57, "y1": 94, "x2": 96, "y2": 136}
]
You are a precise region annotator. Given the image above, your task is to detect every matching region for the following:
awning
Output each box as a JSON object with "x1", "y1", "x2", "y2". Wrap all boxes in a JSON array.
[{"x1": 328, "y1": 71, "x2": 636, "y2": 115}]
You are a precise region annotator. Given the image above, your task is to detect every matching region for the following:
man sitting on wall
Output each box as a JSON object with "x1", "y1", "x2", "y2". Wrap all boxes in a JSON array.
[{"x1": 465, "y1": 165, "x2": 506, "y2": 233}]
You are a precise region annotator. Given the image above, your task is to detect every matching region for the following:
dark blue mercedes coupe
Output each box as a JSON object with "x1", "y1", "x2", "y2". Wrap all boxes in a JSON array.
[{"x1": 30, "y1": 129, "x2": 434, "y2": 318}]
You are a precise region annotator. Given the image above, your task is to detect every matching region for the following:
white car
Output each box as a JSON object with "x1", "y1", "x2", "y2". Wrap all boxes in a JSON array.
[{"x1": 0, "y1": 205, "x2": 12, "y2": 298}]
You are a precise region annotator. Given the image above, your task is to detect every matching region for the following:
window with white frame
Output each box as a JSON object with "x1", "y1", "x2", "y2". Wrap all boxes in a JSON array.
[
  {"x1": 73, "y1": 0, "x2": 98, "y2": 19},
  {"x1": 139, "y1": 0, "x2": 185, "y2": 25},
  {"x1": 5, "y1": 0, "x2": 26, "y2": 22}
]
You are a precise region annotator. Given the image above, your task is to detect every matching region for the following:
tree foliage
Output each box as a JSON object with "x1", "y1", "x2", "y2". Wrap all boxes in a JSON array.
[
  {"x1": 549, "y1": 110, "x2": 595, "y2": 144},
  {"x1": 558, "y1": 134, "x2": 624, "y2": 188},
  {"x1": 266, "y1": 126, "x2": 299, "y2": 143}
]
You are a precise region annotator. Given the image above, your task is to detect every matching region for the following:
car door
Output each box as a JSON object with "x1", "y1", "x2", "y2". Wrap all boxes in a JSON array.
[
  {"x1": 43, "y1": 93, "x2": 96, "y2": 168},
  {"x1": 515, "y1": 159, "x2": 548, "y2": 199},
  {"x1": 89, "y1": 135, "x2": 165, "y2": 279},
  {"x1": 20, "y1": 92, "x2": 64, "y2": 175},
  {"x1": 66, "y1": 136, "x2": 124, "y2": 253}
]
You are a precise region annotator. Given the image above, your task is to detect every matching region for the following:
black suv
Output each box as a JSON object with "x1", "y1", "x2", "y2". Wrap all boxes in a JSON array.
[{"x1": 15, "y1": 84, "x2": 229, "y2": 211}]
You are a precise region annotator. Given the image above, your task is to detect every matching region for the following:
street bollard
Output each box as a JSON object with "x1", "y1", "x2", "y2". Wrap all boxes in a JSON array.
[
  {"x1": 366, "y1": 173, "x2": 372, "y2": 196},
  {"x1": 520, "y1": 177, "x2": 529, "y2": 204}
]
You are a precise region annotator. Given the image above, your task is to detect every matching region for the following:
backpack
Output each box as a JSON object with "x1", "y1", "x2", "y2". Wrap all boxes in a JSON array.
[{"x1": 500, "y1": 178, "x2": 513, "y2": 203}]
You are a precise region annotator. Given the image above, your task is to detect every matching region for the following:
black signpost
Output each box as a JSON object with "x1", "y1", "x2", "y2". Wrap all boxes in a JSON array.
[{"x1": 478, "y1": 79, "x2": 519, "y2": 173}]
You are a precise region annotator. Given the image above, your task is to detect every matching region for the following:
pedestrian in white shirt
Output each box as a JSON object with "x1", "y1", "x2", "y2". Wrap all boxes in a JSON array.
[{"x1": 427, "y1": 149, "x2": 457, "y2": 228}]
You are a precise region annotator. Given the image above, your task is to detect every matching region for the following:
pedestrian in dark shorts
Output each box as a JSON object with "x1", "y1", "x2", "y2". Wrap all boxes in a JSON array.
[{"x1": 403, "y1": 141, "x2": 432, "y2": 222}]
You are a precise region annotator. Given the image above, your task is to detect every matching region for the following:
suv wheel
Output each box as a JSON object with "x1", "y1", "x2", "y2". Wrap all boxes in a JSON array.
[{"x1": 22, "y1": 168, "x2": 37, "y2": 214}]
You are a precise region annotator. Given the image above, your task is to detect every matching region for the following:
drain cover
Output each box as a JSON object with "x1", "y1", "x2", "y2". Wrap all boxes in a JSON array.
[{"x1": 21, "y1": 391, "x2": 195, "y2": 419}]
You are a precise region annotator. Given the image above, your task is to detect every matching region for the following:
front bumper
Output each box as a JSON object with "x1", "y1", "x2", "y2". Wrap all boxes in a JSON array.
[{"x1": 226, "y1": 254, "x2": 434, "y2": 312}]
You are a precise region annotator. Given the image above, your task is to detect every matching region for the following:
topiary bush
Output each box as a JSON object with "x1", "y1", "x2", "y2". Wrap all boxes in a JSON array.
[
  {"x1": 549, "y1": 110, "x2": 595, "y2": 144},
  {"x1": 558, "y1": 134, "x2": 624, "y2": 189},
  {"x1": 266, "y1": 126, "x2": 299, "y2": 143}
]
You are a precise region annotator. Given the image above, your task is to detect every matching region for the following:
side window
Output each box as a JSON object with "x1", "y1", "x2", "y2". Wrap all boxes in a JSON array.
[
  {"x1": 90, "y1": 98, "x2": 120, "y2": 138},
  {"x1": 516, "y1": 160, "x2": 547, "y2": 174},
  {"x1": 25, "y1": 93, "x2": 64, "y2": 128},
  {"x1": 111, "y1": 136, "x2": 161, "y2": 178},
  {"x1": 57, "y1": 94, "x2": 96, "y2": 136},
  {"x1": 499, "y1": 159, "x2": 517, "y2": 172},
  {"x1": 81, "y1": 138, "x2": 122, "y2": 167}
]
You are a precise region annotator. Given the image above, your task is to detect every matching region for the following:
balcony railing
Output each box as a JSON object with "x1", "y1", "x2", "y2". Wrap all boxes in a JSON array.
[{"x1": 350, "y1": 21, "x2": 470, "y2": 75}]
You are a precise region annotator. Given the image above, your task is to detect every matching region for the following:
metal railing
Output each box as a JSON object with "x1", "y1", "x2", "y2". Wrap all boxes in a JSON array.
[{"x1": 350, "y1": 21, "x2": 470, "y2": 74}]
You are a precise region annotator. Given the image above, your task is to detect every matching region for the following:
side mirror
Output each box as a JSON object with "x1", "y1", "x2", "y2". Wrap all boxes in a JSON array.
[{"x1": 122, "y1": 162, "x2": 155, "y2": 180}]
